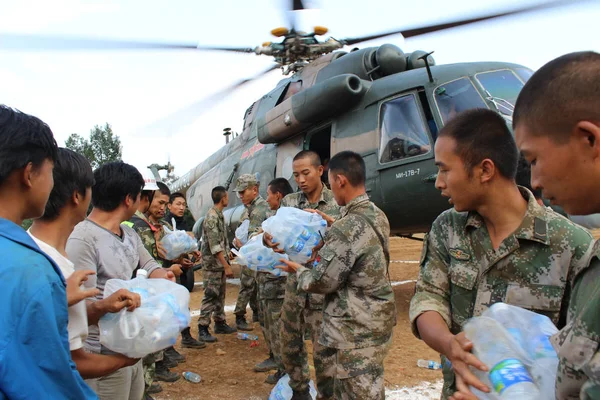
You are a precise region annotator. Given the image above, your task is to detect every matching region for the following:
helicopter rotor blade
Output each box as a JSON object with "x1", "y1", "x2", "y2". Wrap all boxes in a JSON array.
[
  {"x1": 283, "y1": 0, "x2": 308, "y2": 32},
  {"x1": 0, "y1": 33, "x2": 255, "y2": 53},
  {"x1": 137, "y1": 63, "x2": 280, "y2": 138},
  {"x1": 341, "y1": 0, "x2": 590, "y2": 46}
]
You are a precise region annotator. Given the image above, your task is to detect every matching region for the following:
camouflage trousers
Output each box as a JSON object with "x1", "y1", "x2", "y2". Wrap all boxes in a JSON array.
[
  {"x1": 142, "y1": 350, "x2": 163, "y2": 390},
  {"x1": 326, "y1": 338, "x2": 392, "y2": 400},
  {"x1": 198, "y1": 270, "x2": 226, "y2": 326},
  {"x1": 280, "y1": 273, "x2": 335, "y2": 398},
  {"x1": 261, "y1": 298, "x2": 284, "y2": 366},
  {"x1": 234, "y1": 265, "x2": 258, "y2": 318}
]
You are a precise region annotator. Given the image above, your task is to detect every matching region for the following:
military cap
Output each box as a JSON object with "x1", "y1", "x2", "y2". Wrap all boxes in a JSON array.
[{"x1": 234, "y1": 174, "x2": 258, "y2": 192}]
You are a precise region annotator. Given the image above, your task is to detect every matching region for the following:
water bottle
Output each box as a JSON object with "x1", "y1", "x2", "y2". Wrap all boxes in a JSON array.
[
  {"x1": 237, "y1": 332, "x2": 259, "y2": 341},
  {"x1": 465, "y1": 316, "x2": 540, "y2": 399},
  {"x1": 417, "y1": 359, "x2": 442, "y2": 369},
  {"x1": 182, "y1": 371, "x2": 201, "y2": 383}
]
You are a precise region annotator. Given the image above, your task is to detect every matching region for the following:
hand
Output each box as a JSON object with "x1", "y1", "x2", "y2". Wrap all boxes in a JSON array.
[
  {"x1": 233, "y1": 237, "x2": 242, "y2": 249},
  {"x1": 224, "y1": 263, "x2": 234, "y2": 279},
  {"x1": 150, "y1": 268, "x2": 176, "y2": 282},
  {"x1": 186, "y1": 231, "x2": 195, "y2": 239},
  {"x1": 305, "y1": 208, "x2": 335, "y2": 227},
  {"x1": 168, "y1": 264, "x2": 184, "y2": 277},
  {"x1": 156, "y1": 241, "x2": 168, "y2": 260},
  {"x1": 66, "y1": 270, "x2": 100, "y2": 306},
  {"x1": 180, "y1": 257, "x2": 193, "y2": 269},
  {"x1": 99, "y1": 289, "x2": 141, "y2": 313},
  {"x1": 263, "y1": 232, "x2": 285, "y2": 254},
  {"x1": 444, "y1": 332, "x2": 489, "y2": 396},
  {"x1": 276, "y1": 258, "x2": 302, "y2": 273}
]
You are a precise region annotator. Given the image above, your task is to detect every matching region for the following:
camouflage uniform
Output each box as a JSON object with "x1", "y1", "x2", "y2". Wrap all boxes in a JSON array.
[
  {"x1": 234, "y1": 190, "x2": 272, "y2": 320},
  {"x1": 296, "y1": 193, "x2": 396, "y2": 400},
  {"x1": 409, "y1": 187, "x2": 595, "y2": 399},
  {"x1": 257, "y1": 267, "x2": 287, "y2": 369},
  {"x1": 279, "y1": 184, "x2": 341, "y2": 398},
  {"x1": 198, "y1": 206, "x2": 230, "y2": 327},
  {"x1": 551, "y1": 242, "x2": 600, "y2": 399}
]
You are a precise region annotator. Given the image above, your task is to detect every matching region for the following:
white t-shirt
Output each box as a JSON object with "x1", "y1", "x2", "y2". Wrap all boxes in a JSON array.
[{"x1": 28, "y1": 232, "x2": 89, "y2": 351}]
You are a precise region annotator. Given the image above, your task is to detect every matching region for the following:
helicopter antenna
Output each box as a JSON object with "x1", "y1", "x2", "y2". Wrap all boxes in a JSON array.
[{"x1": 419, "y1": 51, "x2": 435, "y2": 83}]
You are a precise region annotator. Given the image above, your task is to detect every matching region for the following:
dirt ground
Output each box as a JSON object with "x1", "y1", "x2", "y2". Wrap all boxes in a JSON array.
[{"x1": 154, "y1": 237, "x2": 441, "y2": 400}]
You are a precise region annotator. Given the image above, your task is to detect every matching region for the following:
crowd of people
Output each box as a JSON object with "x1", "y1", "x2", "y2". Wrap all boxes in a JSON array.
[{"x1": 0, "y1": 50, "x2": 597, "y2": 400}]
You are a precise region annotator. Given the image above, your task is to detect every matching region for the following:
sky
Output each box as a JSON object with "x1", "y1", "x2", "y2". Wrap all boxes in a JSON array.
[{"x1": 1, "y1": 0, "x2": 599, "y2": 180}]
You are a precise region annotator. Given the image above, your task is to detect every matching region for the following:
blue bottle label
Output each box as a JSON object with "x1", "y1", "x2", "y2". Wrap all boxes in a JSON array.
[{"x1": 489, "y1": 358, "x2": 533, "y2": 394}]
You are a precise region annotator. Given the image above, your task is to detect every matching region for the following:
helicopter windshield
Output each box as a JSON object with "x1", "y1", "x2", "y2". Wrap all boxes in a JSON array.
[
  {"x1": 434, "y1": 78, "x2": 487, "y2": 124},
  {"x1": 475, "y1": 69, "x2": 524, "y2": 117},
  {"x1": 379, "y1": 94, "x2": 432, "y2": 164}
]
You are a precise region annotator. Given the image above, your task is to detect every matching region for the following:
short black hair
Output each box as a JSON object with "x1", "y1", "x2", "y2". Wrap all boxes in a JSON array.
[
  {"x1": 328, "y1": 151, "x2": 366, "y2": 186},
  {"x1": 156, "y1": 181, "x2": 171, "y2": 197},
  {"x1": 41, "y1": 148, "x2": 94, "y2": 221},
  {"x1": 268, "y1": 178, "x2": 293, "y2": 198},
  {"x1": 439, "y1": 108, "x2": 518, "y2": 180},
  {"x1": 211, "y1": 186, "x2": 227, "y2": 204},
  {"x1": 91, "y1": 161, "x2": 145, "y2": 211},
  {"x1": 169, "y1": 192, "x2": 185, "y2": 204},
  {"x1": 513, "y1": 51, "x2": 600, "y2": 143},
  {"x1": 293, "y1": 150, "x2": 321, "y2": 167},
  {"x1": 0, "y1": 105, "x2": 58, "y2": 187}
]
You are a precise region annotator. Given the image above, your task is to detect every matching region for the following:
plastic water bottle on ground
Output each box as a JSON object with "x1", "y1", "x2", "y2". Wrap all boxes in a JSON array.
[
  {"x1": 237, "y1": 332, "x2": 259, "y2": 341},
  {"x1": 417, "y1": 359, "x2": 442, "y2": 370},
  {"x1": 182, "y1": 371, "x2": 201, "y2": 383},
  {"x1": 464, "y1": 316, "x2": 540, "y2": 399}
]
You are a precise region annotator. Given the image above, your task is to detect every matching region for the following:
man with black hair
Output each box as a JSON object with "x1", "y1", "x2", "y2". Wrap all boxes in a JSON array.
[
  {"x1": 513, "y1": 51, "x2": 600, "y2": 400},
  {"x1": 408, "y1": 108, "x2": 595, "y2": 400},
  {"x1": 166, "y1": 192, "x2": 199, "y2": 292},
  {"x1": 0, "y1": 105, "x2": 97, "y2": 399},
  {"x1": 260, "y1": 177, "x2": 294, "y2": 384},
  {"x1": 278, "y1": 151, "x2": 395, "y2": 399},
  {"x1": 67, "y1": 161, "x2": 175, "y2": 400},
  {"x1": 265, "y1": 150, "x2": 340, "y2": 400},
  {"x1": 29, "y1": 147, "x2": 142, "y2": 380},
  {"x1": 197, "y1": 186, "x2": 237, "y2": 342}
]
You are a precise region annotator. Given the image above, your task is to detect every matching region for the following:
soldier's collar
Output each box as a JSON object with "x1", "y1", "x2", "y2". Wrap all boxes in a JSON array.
[
  {"x1": 341, "y1": 194, "x2": 369, "y2": 217},
  {"x1": 463, "y1": 186, "x2": 550, "y2": 245},
  {"x1": 300, "y1": 183, "x2": 332, "y2": 206}
]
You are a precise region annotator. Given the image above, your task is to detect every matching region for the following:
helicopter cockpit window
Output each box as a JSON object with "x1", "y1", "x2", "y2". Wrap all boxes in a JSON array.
[
  {"x1": 434, "y1": 78, "x2": 487, "y2": 124},
  {"x1": 379, "y1": 94, "x2": 432, "y2": 164},
  {"x1": 515, "y1": 68, "x2": 534, "y2": 83},
  {"x1": 475, "y1": 69, "x2": 524, "y2": 117}
]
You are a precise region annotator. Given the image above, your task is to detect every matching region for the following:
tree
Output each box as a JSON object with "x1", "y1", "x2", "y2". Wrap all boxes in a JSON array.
[{"x1": 65, "y1": 123, "x2": 122, "y2": 170}]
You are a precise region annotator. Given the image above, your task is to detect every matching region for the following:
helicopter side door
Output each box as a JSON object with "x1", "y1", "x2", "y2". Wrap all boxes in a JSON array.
[{"x1": 376, "y1": 90, "x2": 449, "y2": 234}]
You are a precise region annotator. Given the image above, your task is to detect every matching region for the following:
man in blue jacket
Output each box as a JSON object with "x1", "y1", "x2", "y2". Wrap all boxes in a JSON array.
[{"x1": 0, "y1": 105, "x2": 98, "y2": 399}]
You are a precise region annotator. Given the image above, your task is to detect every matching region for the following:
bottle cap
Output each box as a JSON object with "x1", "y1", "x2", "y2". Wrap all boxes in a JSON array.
[{"x1": 136, "y1": 269, "x2": 148, "y2": 278}]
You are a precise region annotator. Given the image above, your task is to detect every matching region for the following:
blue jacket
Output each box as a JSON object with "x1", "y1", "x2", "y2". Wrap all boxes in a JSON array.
[{"x1": 0, "y1": 218, "x2": 97, "y2": 399}]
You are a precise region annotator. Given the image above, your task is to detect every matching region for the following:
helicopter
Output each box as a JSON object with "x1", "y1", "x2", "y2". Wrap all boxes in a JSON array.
[{"x1": 2, "y1": 0, "x2": 594, "y2": 239}]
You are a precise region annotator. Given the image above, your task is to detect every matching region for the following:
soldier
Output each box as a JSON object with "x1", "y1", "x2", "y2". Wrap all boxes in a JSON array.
[
  {"x1": 232, "y1": 174, "x2": 265, "y2": 331},
  {"x1": 259, "y1": 178, "x2": 294, "y2": 384},
  {"x1": 278, "y1": 151, "x2": 396, "y2": 400},
  {"x1": 197, "y1": 186, "x2": 237, "y2": 342},
  {"x1": 408, "y1": 108, "x2": 596, "y2": 400},
  {"x1": 265, "y1": 150, "x2": 341, "y2": 400},
  {"x1": 512, "y1": 51, "x2": 599, "y2": 400}
]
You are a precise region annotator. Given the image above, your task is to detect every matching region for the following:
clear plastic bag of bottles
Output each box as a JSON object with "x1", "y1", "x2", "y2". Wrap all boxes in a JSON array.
[
  {"x1": 463, "y1": 303, "x2": 559, "y2": 399},
  {"x1": 232, "y1": 233, "x2": 289, "y2": 277},
  {"x1": 235, "y1": 219, "x2": 250, "y2": 245},
  {"x1": 160, "y1": 221, "x2": 198, "y2": 260},
  {"x1": 269, "y1": 374, "x2": 317, "y2": 400},
  {"x1": 98, "y1": 270, "x2": 191, "y2": 358},
  {"x1": 261, "y1": 207, "x2": 327, "y2": 264}
]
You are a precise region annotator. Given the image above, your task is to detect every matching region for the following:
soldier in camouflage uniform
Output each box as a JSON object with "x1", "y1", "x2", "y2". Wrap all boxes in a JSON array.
[
  {"x1": 409, "y1": 109, "x2": 596, "y2": 400},
  {"x1": 198, "y1": 186, "x2": 237, "y2": 342},
  {"x1": 266, "y1": 150, "x2": 341, "y2": 399},
  {"x1": 233, "y1": 174, "x2": 268, "y2": 331},
  {"x1": 279, "y1": 151, "x2": 396, "y2": 400},
  {"x1": 513, "y1": 52, "x2": 599, "y2": 400}
]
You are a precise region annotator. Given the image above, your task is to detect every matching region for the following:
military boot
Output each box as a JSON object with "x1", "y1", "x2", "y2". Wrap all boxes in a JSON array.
[
  {"x1": 265, "y1": 369, "x2": 286, "y2": 385},
  {"x1": 164, "y1": 346, "x2": 185, "y2": 364},
  {"x1": 254, "y1": 352, "x2": 278, "y2": 372},
  {"x1": 252, "y1": 313, "x2": 260, "y2": 323},
  {"x1": 235, "y1": 315, "x2": 253, "y2": 331},
  {"x1": 181, "y1": 327, "x2": 206, "y2": 349},
  {"x1": 214, "y1": 320, "x2": 237, "y2": 334},
  {"x1": 291, "y1": 388, "x2": 312, "y2": 400},
  {"x1": 160, "y1": 354, "x2": 178, "y2": 369},
  {"x1": 147, "y1": 382, "x2": 162, "y2": 394},
  {"x1": 198, "y1": 324, "x2": 218, "y2": 343},
  {"x1": 155, "y1": 360, "x2": 180, "y2": 382}
]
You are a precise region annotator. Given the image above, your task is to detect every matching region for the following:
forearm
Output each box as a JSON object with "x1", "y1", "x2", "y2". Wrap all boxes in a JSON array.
[
  {"x1": 86, "y1": 299, "x2": 108, "y2": 326},
  {"x1": 416, "y1": 311, "x2": 454, "y2": 356},
  {"x1": 71, "y1": 348, "x2": 129, "y2": 379},
  {"x1": 216, "y1": 252, "x2": 228, "y2": 267},
  {"x1": 297, "y1": 266, "x2": 337, "y2": 294},
  {"x1": 149, "y1": 268, "x2": 170, "y2": 279}
]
